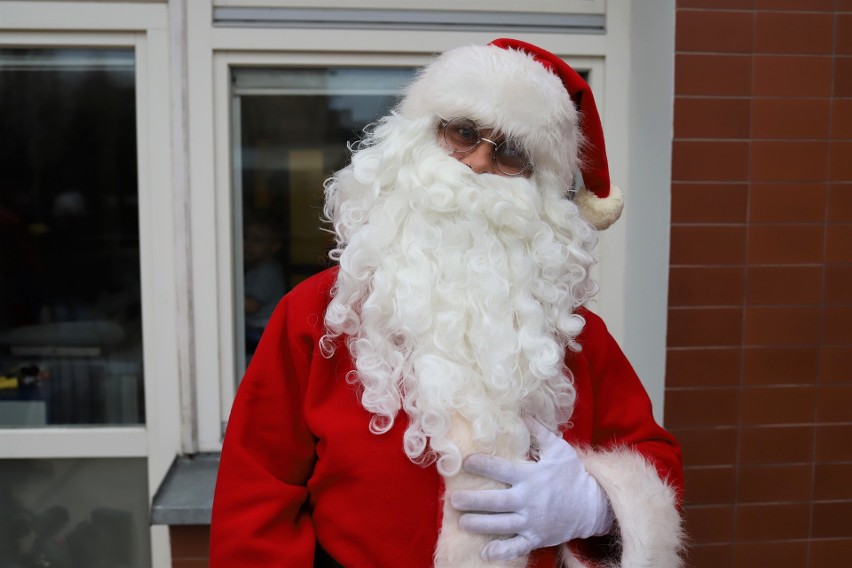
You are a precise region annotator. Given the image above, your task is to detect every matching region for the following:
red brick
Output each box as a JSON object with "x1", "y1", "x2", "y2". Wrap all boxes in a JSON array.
[
  {"x1": 743, "y1": 306, "x2": 821, "y2": 346},
  {"x1": 748, "y1": 183, "x2": 826, "y2": 223},
  {"x1": 838, "y1": 14, "x2": 852, "y2": 56},
  {"x1": 671, "y1": 183, "x2": 748, "y2": 223},
  {"x1": 668, "y1": 307, "x2": 744, "y2": 347},
  {"x1": 687, "y1": 505, "x2": 736, "y2": 543},
  {"x1": 751, "y1": 141, "x2": 829, "y2": 182},
  {"x1": 826, "y1": 225, "x2": 852, "y2": 263},
  {"x1": 734, "y1": 541, "x2": 807, "y2": 568},
  {"x1": 740, "y1": 386, "x2": 816, "y2": 425},
  {"x1": 676, "y1": 10, "x2": 753, "y2": 53},
  {"x1": 754, "y1": 12, "x2": 833, "y2": 54},
  {"x1": 675, "y1": 427, "x2": 739, "y2": 465},
  {"x1": 813, "y1": 503, "x2": 852, "y2": 538},
  {"x1": 747, "y1": 224, "x2": 824, "y2": 264},
  {"x1": 669, "y1": 266, "x2": 745, "y2": 306},
  {"x1": 679, "y1": 0, "x2": 754, "y2": 8},
  {"x1": 686, "y1": 544, "x2": 734, "y2": 568},
  {"x1": 742, "y1": 346, "x2": 818, "y2": 385},
  {"x1": 819, "y1": 345, "x2": 852, "y2": 383},
  {"x1": 811, "y1": 539, "x2": 852, "y2": 568},
  {"x1": 832, "y1": 99, "x2": 852, "y2": 139},
  {"x1": 735, "y1": 503, "x2": 810, "y2": 540},
  {"x1": 825, "y1": 265, "x2": 852, "y2": 304},
  {"x1": 814, "y1": 464, "x2": 852, "y2": 501},
  {"x1": 739, "y1": 425, "x2": 814, "y2": 464},
  {"x1": 823, "y1": 307, "x2": 852, "y2": 344},
  {"x1": 830, "y1": 142, "x2": 852, "y2": 181},
  {"x1": 675, "y1": 97, "x2": 751, "y2": 138},
  {"x1": 676, "y1": 54, "x2": 752, "y2": 96},
  {"x1": 738, "y1": 465, "x2": 813, "y2": 503},
  {"x1": 169, "y1": 525, "x2": 210, "y2": 559},
  {"x1": 673, "y1": 140, "x2": 750, "y2": 181},
  {"x1": 667, "y1": 348, "x2": 742, "y2": 387},
  {"x1": 817, "y1": 386, "x2": 852, "y2": 422},
  {"x1": 816, "y1": 424, "x2": 852, "y2": 461},
  {"x1": 835, "y1": 57, "x2": 852, "y2": 98},
  {"x1": 667, "y1": 388, "x2": 740, "y2": 427},
  {"x1": 684, "y1": 466, "x2": 737, "y2": 505},
  {"x1": 751, "y1": 98, "x2": 830, "y2": 139},
  {"x1": 755, "y1": 0, "x2": 834, "y2": 9},
  {"x1": 671, "y1": 225, "x2": 747, "y2": 265},
  {"x1": 754, "y1": 55, "x2": 833, "y2": 97},
  {"x1": 746, "y1": 265, "x2": 822, "y2": 305},
  {"x1": 828, "y1": 184, "x2": 852, "y2": 222}
]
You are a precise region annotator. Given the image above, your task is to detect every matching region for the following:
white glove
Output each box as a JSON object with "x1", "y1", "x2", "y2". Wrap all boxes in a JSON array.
[{"x1": 449, "y1": 416, "x2": 614, "y2": 562}]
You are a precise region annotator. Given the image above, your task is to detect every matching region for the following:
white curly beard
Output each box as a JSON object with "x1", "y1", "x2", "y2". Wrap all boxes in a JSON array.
[{"x1": 321, "y1": 114, "x2": 598, "y2": 565}]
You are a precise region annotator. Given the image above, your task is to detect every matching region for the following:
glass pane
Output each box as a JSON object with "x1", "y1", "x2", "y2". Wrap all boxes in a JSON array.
[
  {"x1": 233, "y1": 67, "x2": 414, "y2": 365},
  {"x1": 0, "y1": 458, "x2": 150, "y2": 568},
  {"x1": 0, "y1": 48, "x2": 143, "y2": 427}
]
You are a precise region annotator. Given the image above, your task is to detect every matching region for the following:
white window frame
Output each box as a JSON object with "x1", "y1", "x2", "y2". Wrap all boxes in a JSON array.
[
  {"x1": 0, "y1": 4, "x2": 183, "y2": 568},
  {"x1": 215, "y1": 0, "x2": 606, "y2": 14},
  {"x1": 188, "y1": 0, "x2": 675, "y2": 453}
]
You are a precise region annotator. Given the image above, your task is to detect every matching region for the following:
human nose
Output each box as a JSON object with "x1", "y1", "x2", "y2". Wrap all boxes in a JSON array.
[{"x1": 458, "y1": 140, "x2": 499, "y2": 175}]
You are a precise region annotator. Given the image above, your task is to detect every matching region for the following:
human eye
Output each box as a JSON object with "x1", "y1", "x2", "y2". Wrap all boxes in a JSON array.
[
  {"x1": 447, "y1": 118, "x2": 479, "y2": 146},
  {"x1": 496, "y1": 140, "x2": 530, "y2": 169}
]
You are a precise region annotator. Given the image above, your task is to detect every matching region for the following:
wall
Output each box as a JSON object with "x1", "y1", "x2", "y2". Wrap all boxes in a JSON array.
[
  {"x1": 170, "y1": 526, "x2": 210, "y2": 568},
  {"x1": 666, "y1": 0, "x2": 852, "y2": 566}
]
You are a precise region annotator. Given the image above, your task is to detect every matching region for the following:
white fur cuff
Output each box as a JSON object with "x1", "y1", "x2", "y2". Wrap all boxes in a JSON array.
[{"x1": 563, "y1": 448, "x2": 685, "y2": 568}]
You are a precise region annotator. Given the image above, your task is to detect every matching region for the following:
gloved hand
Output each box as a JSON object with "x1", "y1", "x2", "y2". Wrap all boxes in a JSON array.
[{"x1": 449, "y1": 416, "x2": 614, "y2": 562}]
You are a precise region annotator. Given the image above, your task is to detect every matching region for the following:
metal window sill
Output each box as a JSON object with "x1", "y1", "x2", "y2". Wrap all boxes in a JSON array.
[{"x1": 151, "y1": 453, "x2": 219, "y2": 525}]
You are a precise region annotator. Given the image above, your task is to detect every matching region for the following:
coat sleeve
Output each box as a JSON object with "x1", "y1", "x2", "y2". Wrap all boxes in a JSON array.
[
  {"x1": 565, "y1": 309, "x2": 685, "y2": 568},
  {"x1": 210, "y1": 288, "x2": 322, "y2": 567}
]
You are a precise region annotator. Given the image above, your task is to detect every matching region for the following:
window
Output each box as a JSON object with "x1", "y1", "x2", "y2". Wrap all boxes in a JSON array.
[
  {"x1": 0, "y1": 457, "x2": 150, "y2": 568},
  {"x1": 196, "y1": 3, "x2": 673, "y2": 450},
  {"x1": 0, "y1": 45, "x2": 153, "y2": 567},
  {"x1": 231, "y1": 66, "x2": 414, "y2": 371},
  {"x1": 0, "y1": 48, "x2": 143, "y2": 428}
]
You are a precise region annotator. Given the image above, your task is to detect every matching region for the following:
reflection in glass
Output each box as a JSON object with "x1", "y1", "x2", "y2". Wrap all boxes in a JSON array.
[
  {"x1": 233, "y1": 67, "x2": 414, "y2": 366},
  {"x1": 0, "y1": 458, "x2": 150, "y2": 567},
  {"x1": 0, "y1": 49, "x2": 143, "y2": 427}
]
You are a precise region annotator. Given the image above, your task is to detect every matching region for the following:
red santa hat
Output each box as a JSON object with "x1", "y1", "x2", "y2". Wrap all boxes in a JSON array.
[{"x1": 399, "y1": 38, "x2": 624, "y2": 230}]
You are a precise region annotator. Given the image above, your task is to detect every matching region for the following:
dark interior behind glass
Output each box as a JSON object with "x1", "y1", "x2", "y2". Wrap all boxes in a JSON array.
[
  {"x1": 235, "y1": 67, "x2": 413, "y2": 360},
  {"x1": 0, "y1": 48, "x2": 143, "y2": 427}
]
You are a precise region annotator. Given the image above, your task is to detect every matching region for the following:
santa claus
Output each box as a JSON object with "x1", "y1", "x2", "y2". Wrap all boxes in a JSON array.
[{"x1": 211, "y1": 38, "x2": 684, "y2": 568}]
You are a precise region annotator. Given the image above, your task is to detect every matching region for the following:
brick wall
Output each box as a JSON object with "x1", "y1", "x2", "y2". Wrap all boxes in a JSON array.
[
  {"x1": 170, "y1": 526, "x2": 210, "y2": 568},
  {"x1": 667, "y1": 0, "x2": 852, "y2": 566}
]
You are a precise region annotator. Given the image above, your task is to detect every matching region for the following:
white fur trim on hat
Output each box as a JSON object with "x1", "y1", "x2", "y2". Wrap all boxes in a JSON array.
[
  {"x1": 573, "y1": 184, "x2": 625, "y2": 231},
  {"x1": 399, "y1": 44, "x2": 582, "y2": 194},
  {"x1": 561, "y1": 447, "x2": 685, "y2": 568}
]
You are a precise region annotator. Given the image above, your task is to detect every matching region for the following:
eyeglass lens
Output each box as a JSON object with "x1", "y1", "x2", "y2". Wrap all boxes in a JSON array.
[{"x1": 442, "y1": 118, "x2": 530, "y2": 176}]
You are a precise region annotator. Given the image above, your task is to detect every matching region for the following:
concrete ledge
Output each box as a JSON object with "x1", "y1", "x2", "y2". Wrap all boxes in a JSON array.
[{"x1": 151, "y1": 453, "x2": 219, "y2": 525}]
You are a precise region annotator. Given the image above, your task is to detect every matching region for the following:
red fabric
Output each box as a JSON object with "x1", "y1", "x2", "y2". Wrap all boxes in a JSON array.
[
  {"x1": 210, "y1": 268, "x2": 683, "y2": 567},
  {"x1": 488, "y1": 38, "x2": 612, "y2": 202}
]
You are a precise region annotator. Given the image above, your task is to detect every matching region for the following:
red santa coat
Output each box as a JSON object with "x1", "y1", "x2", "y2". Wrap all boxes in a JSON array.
[{"x1": 211, "y1": 268, "x2": 684, "y2": 567}]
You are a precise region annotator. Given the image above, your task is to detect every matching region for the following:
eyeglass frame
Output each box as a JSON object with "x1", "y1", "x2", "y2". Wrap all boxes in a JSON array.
[{"x1": 438, "y1": 117, "x2": 533, "y2": 177}]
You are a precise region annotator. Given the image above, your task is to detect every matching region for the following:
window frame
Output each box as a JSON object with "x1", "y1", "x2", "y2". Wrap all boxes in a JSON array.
[
  {"x1": 214, "y1": 0, "x2": 606, "y2": 15},
  {"x1": 188, "y1": 0, "x2": 615, "y2": 451},
  {"x1": 191, "y1": 0, "x2": 677, "y2": 448},
  {"x1": 0, "y1": 4, "x2": 183, "y2": 567}
]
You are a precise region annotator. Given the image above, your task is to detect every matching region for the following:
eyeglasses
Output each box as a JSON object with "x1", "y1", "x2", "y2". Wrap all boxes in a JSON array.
[{"x1": 439, "y1": 117, "x2": 532, "y2": 177}]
